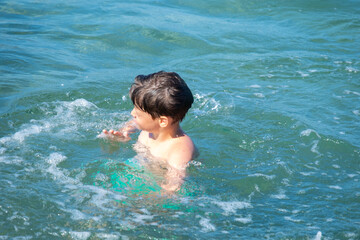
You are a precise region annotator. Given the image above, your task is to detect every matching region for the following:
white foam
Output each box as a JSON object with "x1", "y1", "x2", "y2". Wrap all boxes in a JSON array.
[
  {"x1": 46, "y1": 152, "x2": 67, "y2": 166},
  {"x1": 297, "y1": 71, "x2": 309, "y2": 77},
  {"x1": 88, "y1": 186, "x2": 112, "y2": 210},
  {"x1": 277, "y1": 208, "x2": 289, "y2": 213},
  {"x1": 0, "y1": 147, "x2": 6, "y2": 154},
  {"x1": 95, "y1": 173, "x2": 109, "y2": 182},
  {"x1": 1, "y1": 123, "x2": 48, "y2": 144},
  {"x1": 249, "y1": 84, "x2": 261, "y2": 88},
  {"x1": 344, "y1": 90, "x2": 360, "y2": 96},
  {"x1": 45, "y1": 152, "x2": 81, "y2": 186},
  {"x1": 299, "y1": 172, "x2": 315, "y2": 176},
  {"x1": 271, "y1": 189, "x2": 288, "y2": 199},
  {"x1": 198, "y1": 216, "x2": 216, "y2": 232},
  {"x1": 260, "y1": 74, "x2": 274, "y2": 78},
  {"x1": 0, "y1": 155, "x2": 23, "y2": 165},
  {"x1": 253, "y1": 93, "x2": 265, "y2": 98},
  {"x1": 189, "y1": 160, "x2": 202, "y2": 167},
  {"x1": 332, "y1": 164, "x2": 340, "y2": 169},
  {"x1": 311, "y1": 140, "x2": 320, "y2": 154},
  {"x1": 277, "y1": 161, "x2": 293, "y2": 175},
  {"x1": 281, "y1": 178, "x2": 290, "y2": 186},
  {"x1": 314, "y1": 231, "x2": 322, "y2": 240},
  {"x1": 64, "y1": 208, "x2": 87, "y2": 220},
  {"x1": 69, "y1": 231, "x2": 91, "y2": 240},
  {"x1": 44, "y1": 154, "x2": 120, "y2": 212},
  {"x1": 8, "y1": 211, "x2": 30, "y2": 225},
  {"x1": 213, "y1": 200, "x2": 252, "y2": 215},
  {"x1": 96, "y1": 233, "x2": 121, "y2": 240},
  {"x1": 329, "y1": 185, "x2": 342, "y2": 190},
  {"x1": 0, "y1": 98, "x2": 102, "y2": 146},
  {"x1": 235, "y1": 95, "x2": 247, "y2": 99},
  {"x1": 353, "y1": 110, "x2": 360, "y2": 116},
  {"x1": 9, "y1": 236, "x2": 32, "y2": 240},
  {"x1": 248, "y1": 173, "x2": 275, "y2": 180},
  {"x1": 345, "y1": 66, "x2": 358, "y2": 73},
  {"x1": 209, "y1": 99, "x2": 221, "y2": 111},
  {"x1": 68, "y1": 98, "x2": 98, "y2": 109},
  {"x1": 297, "y1": 190, "x2": 306, "y2": 194},
  {"x1": 300, "y1": 129, "x2": 321, "y2": 138},
  {"x1": 193, "y1": 93, "x2": 224, "y2": 115},
  {"x1": 235, "y1": 215, "x2": 252, "y2": 224},
  {"x1": 344, "y1": 232, "x2": 357, "y2": 238},
  {"x1": 131, "y1": 211, "x2": 153, "y2": 224},
  {"x1": 284, "y1": 216, "x2": 301, "y2": 223},
  {"x1": 305, "y1": 164, "x2": 318, "y2": 170},
  {"x1": 85, "y1": 185, "x2": 126, "y2": 211}
]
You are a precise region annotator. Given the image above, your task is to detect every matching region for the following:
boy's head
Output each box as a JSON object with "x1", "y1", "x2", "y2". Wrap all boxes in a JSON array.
[{"x1": 129, "y1": 71, "x2": 193, "y2": 123}]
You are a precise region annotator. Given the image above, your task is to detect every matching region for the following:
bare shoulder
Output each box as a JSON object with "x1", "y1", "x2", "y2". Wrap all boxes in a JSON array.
[{"x1": 168, "y1": 134, "x2": 196, "y2": 169}]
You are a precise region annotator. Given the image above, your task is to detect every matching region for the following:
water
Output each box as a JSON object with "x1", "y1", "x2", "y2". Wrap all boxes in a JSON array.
[{"x1": 1, "y1": 0, "x2": 359, "y2": 239}]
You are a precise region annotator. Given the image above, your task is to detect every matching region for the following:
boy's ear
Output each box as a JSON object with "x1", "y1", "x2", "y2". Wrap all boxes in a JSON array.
[{"x1": 159, "y1": 116, "x2": 168, "y2": 128}]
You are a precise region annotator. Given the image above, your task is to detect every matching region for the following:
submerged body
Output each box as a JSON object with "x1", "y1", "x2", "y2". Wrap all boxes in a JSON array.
[
  {"x1": 103, "y1": 111, "x2": 196, "y2": 193},
  {"x1": 103, "y1": 71, "x2": 196, "y2": 193}
]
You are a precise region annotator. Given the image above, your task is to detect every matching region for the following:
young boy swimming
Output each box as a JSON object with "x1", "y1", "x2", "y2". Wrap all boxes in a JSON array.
[{"x1": 102, "y1": 71, "x2": 196, "y2": 192}]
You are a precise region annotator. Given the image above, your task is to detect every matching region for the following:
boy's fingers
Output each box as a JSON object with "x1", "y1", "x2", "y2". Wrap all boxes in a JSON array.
[
  {"x1": 114, "y1": 131, "x2": 122, "y2": 136},
  {"x1": 101, "y1": 128, "x2": 131, "y2": 142}
]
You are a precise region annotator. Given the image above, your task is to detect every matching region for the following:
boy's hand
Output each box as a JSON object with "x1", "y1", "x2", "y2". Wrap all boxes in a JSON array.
[
  {"x1": 102, "y1": 120, "x2": 138, "y2": 142},
  {"x1": 100, "y1": 120, "x2": 138, "y2": 142},
  {"x1": 101, "y1": 129, "x2": 131, "y2": 142}
]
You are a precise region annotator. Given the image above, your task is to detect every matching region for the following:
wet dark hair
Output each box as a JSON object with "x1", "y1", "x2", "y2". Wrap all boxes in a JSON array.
[{"x1": 129, "y1": 71, "x2": 194, "y2": 123}]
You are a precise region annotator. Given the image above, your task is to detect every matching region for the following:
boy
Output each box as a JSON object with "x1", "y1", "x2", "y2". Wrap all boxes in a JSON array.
[{"x1": 102, "y1": 71, "x2": 196, "y2": 192}]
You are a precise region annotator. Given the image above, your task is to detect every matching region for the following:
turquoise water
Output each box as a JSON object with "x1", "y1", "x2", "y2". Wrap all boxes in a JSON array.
[{"x1": 1, "y1": 0, "x2": 360, "y2": 239}]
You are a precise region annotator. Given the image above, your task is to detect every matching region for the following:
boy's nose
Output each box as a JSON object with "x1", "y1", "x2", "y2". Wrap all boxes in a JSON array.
[{"x1": 130, "y1": 108, "x2": 135, "y2": 118}]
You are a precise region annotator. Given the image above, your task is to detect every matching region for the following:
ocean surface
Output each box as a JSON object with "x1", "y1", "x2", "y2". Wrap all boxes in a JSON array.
[{"x1": 1, "y1": 0, "x2": 359, "y2": 239}]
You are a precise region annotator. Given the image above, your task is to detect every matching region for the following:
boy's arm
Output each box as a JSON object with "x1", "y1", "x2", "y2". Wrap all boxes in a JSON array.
[
  {"x1": 161, "y1": 143, "x2": 194, "y2": 193},
  {"x1": 102, "y1": 120, "x2": 138, "y2": 142},
  {"x1": 161, "y1": 166, "x2": 186, "y2": 192}
]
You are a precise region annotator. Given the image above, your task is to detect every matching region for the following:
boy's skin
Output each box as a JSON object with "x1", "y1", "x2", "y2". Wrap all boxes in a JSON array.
[{"x1": 102, "y1": 71, "x2": 196, "y2": 192}]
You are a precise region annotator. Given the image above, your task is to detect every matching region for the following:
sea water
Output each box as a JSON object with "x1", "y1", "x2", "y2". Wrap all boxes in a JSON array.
[{"x1": 1, "y1": 0, "x2": 359, "y2": 239}]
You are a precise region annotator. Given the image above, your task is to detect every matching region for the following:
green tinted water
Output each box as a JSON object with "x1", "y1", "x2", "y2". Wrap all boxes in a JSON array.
[{"x1": 1, "y1": 0, "x2": 359, "y2": 239}]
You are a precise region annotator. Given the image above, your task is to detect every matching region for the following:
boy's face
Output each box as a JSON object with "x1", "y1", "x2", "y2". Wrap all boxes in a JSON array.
[{"x1": 130, "y1": 107, "x2": 159, "y2": 132}]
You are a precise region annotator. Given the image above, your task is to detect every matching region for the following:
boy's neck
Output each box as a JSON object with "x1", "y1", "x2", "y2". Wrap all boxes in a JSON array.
[{"x1": 150, "y1": 122, "x2": 183, "y2": 142}]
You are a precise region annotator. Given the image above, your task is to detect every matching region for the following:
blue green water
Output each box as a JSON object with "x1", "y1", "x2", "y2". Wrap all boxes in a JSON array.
[{"x1": 1, "y1": 0, "x2": 359, "y2": 239}]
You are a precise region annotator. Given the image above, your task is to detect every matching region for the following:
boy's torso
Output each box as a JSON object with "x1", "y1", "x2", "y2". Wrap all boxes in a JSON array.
[{"x1": 137, "y1": 130, "x2": 195, "y2": 165}]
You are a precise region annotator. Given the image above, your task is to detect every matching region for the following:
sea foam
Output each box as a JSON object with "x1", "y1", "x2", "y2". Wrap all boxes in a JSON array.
[
  {"x1": 271, "y1": 189, "x2": 288, "y2": 199},
  {"x1": 198, "y1": 216, "x2": 216, "y2": 232},
  {"x1": 300, "y1": 129, "x2": 321, "y2": 138},
  {"x1": 314, "y1": 231, "x2": 322, "y2": 240},
  {"x1": 235, "y1": 215, "x2": 252, "y2": 224},
  {"x1": 213, "y1": 200, "x2": 252, "y2": 215},
  {"x1": 69, "y1": 231, "x2": 91, "y2": 240},
  {"x1": 248, "y1": 173, "x2": 275, "y2": 180}
]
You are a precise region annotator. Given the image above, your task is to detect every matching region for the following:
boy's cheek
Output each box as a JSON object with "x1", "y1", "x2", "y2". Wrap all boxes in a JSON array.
[{"x1": 133, "y1": 119, "x2": 141, "y2": 128}]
